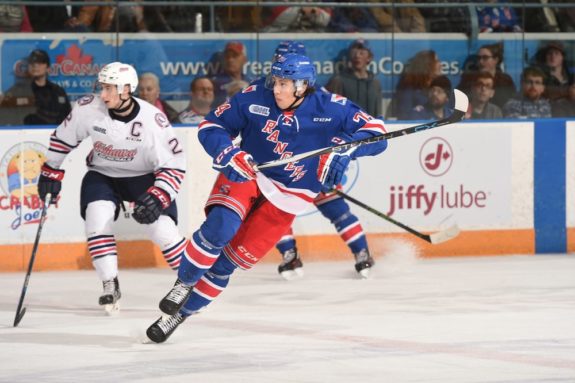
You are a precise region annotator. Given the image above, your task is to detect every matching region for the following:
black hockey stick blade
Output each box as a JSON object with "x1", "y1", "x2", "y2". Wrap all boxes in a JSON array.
[
  {"x1": 13, "y1": 196, "x2": 50, "y2": 327},
  {"x1": 258, "y1": 89, "x2": 468, "y2": 170},
  {"x1": 334, "y1": 190, "x2": 460, "y2": 245}
]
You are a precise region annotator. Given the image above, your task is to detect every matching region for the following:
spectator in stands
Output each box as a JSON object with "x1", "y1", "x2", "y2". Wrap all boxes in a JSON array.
[
  {"x1": 0, "y1": 3, "x2": 33, "y2": 31},
  {"x1": 387, "y1": 50, "x2": 442, "y2": 120},
  {"x1": 261, "y1": 1, "x2": 332, "y2": 32},
  {"x1": 503, "y1": 66, "x2": 551, "y2": 118},
  {"x1": 467, "y1": 72, "x2": 503, "y2": 120},
  {"x1": 515, "y1": 0, "x2": 560, "y2": 32},
  {"x1": 212, "y1": 41, "x2": 254, "y2": 106},
  {"x1": 27, "y1": 4, "x2": 71, "y2": 32},
  {"x1": 552, "y1": 80, "x2": 575, "y2": 117},
  {"x1": 415, "y1": 0, "x2": 469, "y2": 33},
  {"x1": 554, "y1": 0, "x2": 575, "y2": 32},
  {"x1": 367, "y1": 0, "x2": 426, "y2": 32},
  {"x1": 1, "y1": 49, "x2": 71, "y2": 125},
  {"x1": 409, "y1": 75, "x2": 453, "y2": 120},
  {"x1": 457, "y1": 42, "x2": 516, "y2": 109},
  {"x1": 328, "y1": 2, "x2": 379, "y2": 32},
  {"x1": 179, "y1": 76, "x2": 215, "y2": 124},
  {"x1": 137, "y1": 72, "x2": 180, "y2": 123},
  {"x1": 216, "y1": 0, "x2": 262, "y2": 32},
  {"x1": 226, "y1": 79, "x2": 249, "y2": 99},
  {"x1": 65, "y1": 0, "x2": 147, "y2": 32},
  {"x1": 325, "y1": 39, "x2": 382, "y2": 117},
  {"x1": 533, "y1": 41, "x2": 573, "y2": 101},
  {"x1": 477, "y1": 0, "x2": 522, "y2": 33}
]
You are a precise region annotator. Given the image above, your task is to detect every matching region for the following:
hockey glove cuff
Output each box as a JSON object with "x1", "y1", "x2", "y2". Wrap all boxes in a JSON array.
[
  {"x1": 132, "y1": 186, "x2": 170, "y2": 224},
  {"x1": 213, "y1": 146, "x2": 257, "y2": 183},
  {"x1": 38, "y1": 163, "x2": 65, "y2": 204}
]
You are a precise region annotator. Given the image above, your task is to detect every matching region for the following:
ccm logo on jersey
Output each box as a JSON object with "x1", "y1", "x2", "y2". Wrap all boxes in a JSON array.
[
  {"x1": 313, "y1": 117, "x2": 332, "y2": 122},
  {"x1": 249, "y1": 104, "x2": 270, "y2": 116}
]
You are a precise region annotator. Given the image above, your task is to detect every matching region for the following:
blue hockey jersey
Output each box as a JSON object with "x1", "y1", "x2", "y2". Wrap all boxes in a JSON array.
[{"x1": 198, "y1": 84, "x2": 387, "y2": 214}]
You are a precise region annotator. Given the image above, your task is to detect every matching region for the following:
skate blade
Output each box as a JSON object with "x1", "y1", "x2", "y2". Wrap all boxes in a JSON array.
[
  {"x1": 358, "y1": 268, "x2": 371, "y2": 279},
  {"x1": 104, "y1": 302, "x2": 120, "y2": 315},
  {"x1": 280, "y1": 267, "x2": 304, "y2": 281}
]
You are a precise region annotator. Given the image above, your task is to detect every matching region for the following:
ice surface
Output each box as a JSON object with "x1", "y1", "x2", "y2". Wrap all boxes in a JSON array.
[{"x1": 1, "y1": 255, "x2": 574, "y2": 383}]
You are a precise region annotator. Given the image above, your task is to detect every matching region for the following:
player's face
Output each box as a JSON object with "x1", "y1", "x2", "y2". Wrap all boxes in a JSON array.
[
  {"x1": 272, "y1": 77, "x2": 305, "y2": 109},
  {"x1": 99, "y1": 83, "x2": 124, "y2": 109}
]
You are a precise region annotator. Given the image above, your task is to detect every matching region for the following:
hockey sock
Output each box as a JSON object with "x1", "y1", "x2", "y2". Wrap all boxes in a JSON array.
[
  {"x1": 147, "y1": 215, "x2": 187, "y2": 270},
  {"x1": 178, "y1": 206, "x2": 242, "y2": 284},
  {"x1": 318, "y1": 198, "x2": 368, "y2": 254},
  {"x1": 89, "y1": 234, "x2": 118, "y2": 281},
  {"x1": 181, "y1": 255, "x2": 236, "y2": 316},
  {"x1": 161, "y1": 238, "x2": 186, "y2": 270},
  {"x1": 275, "y1": 228, "x2": 296, "y2": 254}
]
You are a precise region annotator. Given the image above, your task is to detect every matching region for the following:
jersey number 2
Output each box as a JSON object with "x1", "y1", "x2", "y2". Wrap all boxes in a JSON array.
[{"x1": 169, "y1": 138, "x2": 183, "y2": 154}]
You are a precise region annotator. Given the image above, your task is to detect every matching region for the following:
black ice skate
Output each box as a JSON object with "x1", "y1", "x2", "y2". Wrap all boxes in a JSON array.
[
  {"x1": 159, "y1": 278, "x2": 193, "y2": 315},
  {"x1": 146, "y1": 312, "x2": 187, "y2": 343},
  {"x1": 278, "y1": 248, "x2": 304, "y2": 280},
  {"x1": 354, "y1": 249, "x2": 374, "y2": 279},
  {"x1": 99, "y1": 277, "x2": 121, "y2": 314}
]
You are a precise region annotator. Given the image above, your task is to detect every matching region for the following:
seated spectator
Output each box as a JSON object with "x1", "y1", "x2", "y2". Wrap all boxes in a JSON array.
[
  {"x1": 226, "y1": 79, "x2": 249, "y2": 99},
  {"x1": 328, "y1": 2, "x2": 378, "y2": 32},
  {"x1": 387, "y1": 50, "x2": 442, "y2": 120},
  {"x1": 212, "y1": 41, "x2": 254, "y2": 106},
  {"x1": 0, "y1": 3, "x2": 32, "y2": 31},
  {"x1": 503, "y1": 66, "x2": 551, "y2": 118},
  {"x1": 457, "y1": 42, "x2": 516, "y2": 109},
  {"x1": 477, "y1": 0, "x2": 522, "y2": 32},
  {"x1": 518, "y1": 0, "x2": 560, "y2": 32},
  {"x1": 1, "y1": 49, "x2": 71, "y2": 125},
  {"x1": 325, "y1": 39, "x2": 382, "y2": 117},
  {"x1": 467, "y1": 72, "x2": 503, "y2": 120},
  {"x1": 415, "y1": 0, "x2": 469, "y2": 33},
  {"x1": 409, "y1": 75, "x2": 453, "y2": 120},
  {"x1": 179, "y1": 76, "x2": 215, "y2": 124},
  {"x1": 65, "y1": 0, "x2": 146, "y2": 32},
  {"x1": 554, "y1": 0, "x2": 575, "y2": 32},
  {"x1": 137, "y1": 72, "x2": 180, "y2": 123},
  {"x1": 261, "y1": 1, "x2": 332, "y2": 32},
  {"x1": 532, "y1": 41, "x2": 573, "y2": 101},
  {"x1": 552, "y1": 80, "x2": 575, "y2": 117},
  {"x1": 216, "y1": 0, "x2": 262, "y2": 32},
  {"x1": 367, "y1": 0, "x2": 426, "y2": 32},
  {"x1": 26, "y1": 4, "x2": 71, "y2": 32}
]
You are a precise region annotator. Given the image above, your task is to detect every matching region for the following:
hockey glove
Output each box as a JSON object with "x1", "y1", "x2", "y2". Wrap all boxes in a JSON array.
[
  {"x1": 317, "y1": 136, "x2": 357, "y2": 190},
  {"x1": 38, "y1": 163, "x2": 65, "y2": 204},
  {"x1": 212, "y1": 146, "x2": 257, "y2": 183},
  {"x1": 132, "y1": 186, "x2": 171, "y2": 224}
]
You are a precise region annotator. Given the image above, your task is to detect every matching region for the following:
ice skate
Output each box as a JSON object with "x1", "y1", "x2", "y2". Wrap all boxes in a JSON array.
[
  {"x1": 146, "y1": 312, "x2": 187, "y2": 343},
  {"x1": 99, "y1": 277, "x2": 121, "y2": 314},
  {"x1": 354, "y1": 249, "x2": 374, "y2": 279},
  {"x1": 278, "y1": 248, "x2": 304, "y2": 280},
  {"x1": 159, "y1": 278, "x2": 193, "y2": 315}
]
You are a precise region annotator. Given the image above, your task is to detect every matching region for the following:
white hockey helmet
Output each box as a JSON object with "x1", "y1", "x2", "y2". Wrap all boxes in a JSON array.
[{"x1": 98, "y1": 62, "x2": 138, "y2": 94}]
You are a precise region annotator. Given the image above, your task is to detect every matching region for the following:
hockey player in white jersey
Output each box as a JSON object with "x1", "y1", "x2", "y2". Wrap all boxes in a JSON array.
[
  {"x1": 145, "y1": 53, "x2": 388, "y2": 343},
  {"x1": 37, "y1": 62, "x2": 187, "y2": 313}
]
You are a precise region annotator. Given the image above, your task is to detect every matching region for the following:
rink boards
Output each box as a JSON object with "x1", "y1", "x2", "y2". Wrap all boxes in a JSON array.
[{"x1": 0, "y1": 119, "x2": 572, "y2": 271}]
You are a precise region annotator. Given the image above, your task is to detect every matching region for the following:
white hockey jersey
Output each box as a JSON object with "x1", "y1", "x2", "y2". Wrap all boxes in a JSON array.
[{"x1": 45, "y1": 95, "x2": 186, "y2": 201}]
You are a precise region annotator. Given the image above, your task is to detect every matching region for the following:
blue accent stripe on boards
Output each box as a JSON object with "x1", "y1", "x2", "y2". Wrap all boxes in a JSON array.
[{"x1": 534, "y1": 119, "x2": 566, "y2": 253}]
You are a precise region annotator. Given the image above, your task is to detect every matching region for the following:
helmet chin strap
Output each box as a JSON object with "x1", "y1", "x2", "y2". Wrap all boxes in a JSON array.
[
  {"x1": 111, "y1": 93, "x2": 134, "y2": 114},
  {"x1": 282, "y1": 87, "x2": 305, "y2": 112}
]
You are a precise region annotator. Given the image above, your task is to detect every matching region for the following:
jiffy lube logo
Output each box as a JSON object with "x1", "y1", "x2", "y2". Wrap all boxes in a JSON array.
[
  {"x1": 386, "y1": 137, "x2": 488, "y2": 216},
  {"x1": 0, "y1": 142, "x2": 49, "y2": 229}
]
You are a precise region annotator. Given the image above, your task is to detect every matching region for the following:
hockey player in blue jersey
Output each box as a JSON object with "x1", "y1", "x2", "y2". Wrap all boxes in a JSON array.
[
  {"x1": 146, "y1": 53, "x2": 388, "y2": 343},
  {"x1": 266, "y1": 40, "x2": 378, "y2": 280}
]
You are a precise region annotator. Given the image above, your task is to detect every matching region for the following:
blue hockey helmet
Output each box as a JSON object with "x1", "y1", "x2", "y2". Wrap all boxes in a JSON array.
[
  {"x1": 270, "y1": 53, "x2": 316, "y2": 87},
  {"x1": 273, "y1": 40, "x2": 307, "y2": 61}
]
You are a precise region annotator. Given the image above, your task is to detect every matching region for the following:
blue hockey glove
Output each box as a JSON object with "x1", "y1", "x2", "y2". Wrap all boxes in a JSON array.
[
  {"x1": 317, "y1": 149, "x2": 353, "y2": 190},
  {"x1": 213, "y1": 146, "x2": 257, "y2": 183},
  {"x1": 132, "y1": 186, "x2": 170, "y2": 224},
  {"x1": 38, "y1": 163, "x2": 65, "y2": 204}
]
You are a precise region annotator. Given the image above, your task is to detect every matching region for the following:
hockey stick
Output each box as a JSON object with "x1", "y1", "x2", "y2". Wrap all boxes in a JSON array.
[
  {"x1": 258, "y1": 89, "x2": 468, "y2": 170},
  {"x1": 334, "y1": 190, "x2": 460, "y2": 244},
  {"x1": 13, "y1": 195, "x2": 50, "y2": 327}
]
